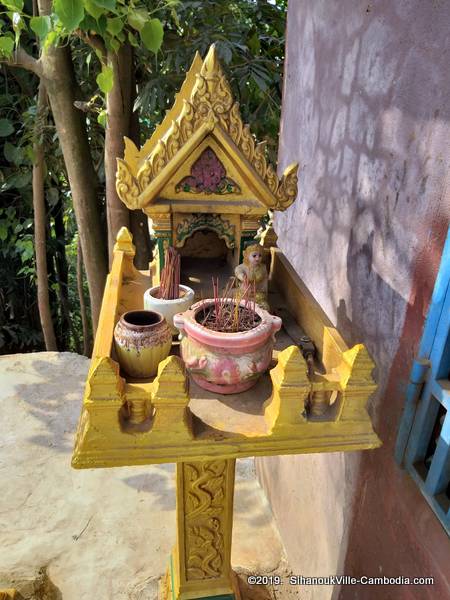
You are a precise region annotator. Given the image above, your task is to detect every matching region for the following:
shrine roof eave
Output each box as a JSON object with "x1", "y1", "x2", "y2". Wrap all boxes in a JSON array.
[
  {"x1": 143, "y1": 199, "x2": 267, "y2": 217},
  {"x1": 117, "y1": 121, "x2": 297, "y2": 213}
]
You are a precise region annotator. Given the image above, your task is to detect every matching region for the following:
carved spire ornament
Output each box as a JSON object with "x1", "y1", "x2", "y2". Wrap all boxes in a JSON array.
[{"x1": 115, "y1": 45, "x2": 299, "y2": 212}]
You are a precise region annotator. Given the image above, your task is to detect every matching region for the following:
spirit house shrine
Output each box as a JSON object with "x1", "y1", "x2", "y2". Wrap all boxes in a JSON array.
[{"x1": 115, "y1": 45, "x2": 299, "y2": 283}]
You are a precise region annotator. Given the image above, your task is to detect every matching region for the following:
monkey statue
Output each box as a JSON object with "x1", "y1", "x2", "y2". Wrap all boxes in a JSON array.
[{"x1": 234, "y1": 244, "x2": 269, "y2": 310}]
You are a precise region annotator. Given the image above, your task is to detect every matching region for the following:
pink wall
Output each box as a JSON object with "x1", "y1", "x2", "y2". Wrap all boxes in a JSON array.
[{"x1": 257, "y1": 1, "x2": 450, "y2": 598}]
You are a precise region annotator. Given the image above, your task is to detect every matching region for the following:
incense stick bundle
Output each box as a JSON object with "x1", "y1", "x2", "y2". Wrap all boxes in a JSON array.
[{"x1": 159, "y1": 247, "x2": 181, "y2": 300}]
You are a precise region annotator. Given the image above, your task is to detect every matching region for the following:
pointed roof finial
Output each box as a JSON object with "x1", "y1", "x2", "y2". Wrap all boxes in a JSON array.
[{"x1": 203, "y1": 43, "x2": 220, "y2": 74}]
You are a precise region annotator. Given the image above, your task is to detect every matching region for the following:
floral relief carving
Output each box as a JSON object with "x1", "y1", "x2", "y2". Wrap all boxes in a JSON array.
[
  {"x1": 175, "y1": 214, "x2": 235, "y2": 249},
  {"x1": 176, "y1": 148, "x2": 240, "y2": 195},
  {"x1": 182, "y1": 461, "x2": 227, "y2": 581},
  {"x1": 116, "y1": 159, "x2": 140, "y2": 210}
]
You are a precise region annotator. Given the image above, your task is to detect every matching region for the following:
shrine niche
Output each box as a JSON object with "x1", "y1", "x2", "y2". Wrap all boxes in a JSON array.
[{"x1": 115, "y1": 44, "x2": 299, "y2": 284}]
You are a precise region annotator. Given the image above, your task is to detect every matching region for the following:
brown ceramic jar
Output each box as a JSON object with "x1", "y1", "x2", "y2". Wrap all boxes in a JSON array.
[{"x1": 114, "y1": 310, "x2": 172, "y2": 378}]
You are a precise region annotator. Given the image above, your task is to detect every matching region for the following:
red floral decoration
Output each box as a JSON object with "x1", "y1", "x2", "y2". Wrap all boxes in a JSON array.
[{"x1": 175, "y1": 147, "x2": 240, "y2": 194}]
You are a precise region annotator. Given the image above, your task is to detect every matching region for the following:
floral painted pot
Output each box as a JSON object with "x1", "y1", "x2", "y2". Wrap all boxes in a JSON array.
[
  {"x1": 143, "y1": 284, "x2": 195, "y2": 334},
  {"x1": 114, "y1": 310, "x2": 172, "y2": 378},
  {"x1": 173, "y1": 300, "x2": 282, "y2": 394}
]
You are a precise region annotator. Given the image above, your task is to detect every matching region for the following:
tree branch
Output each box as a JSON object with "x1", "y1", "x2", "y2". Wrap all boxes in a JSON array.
[
  {"x1": 76, "y1": 30, "x2": 107, "y2": 62},
  {"x1": 1, "y1": 46, "x2": 43, "y2": 78}
]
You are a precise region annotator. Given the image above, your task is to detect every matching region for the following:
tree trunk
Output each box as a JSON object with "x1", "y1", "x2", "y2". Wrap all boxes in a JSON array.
[
  {"x1": 33, "y1": 83, "x2": 57, "y2": 351},
  {"x1": 128, "y1": 60, "x2": 152, "y2": 269},
  {"x1": 40, "y1": 54, "x2": 107, "y2": 333},
  {"x1": 77, "y1": 237, "x2": 92, "y2": 357},
  {"x1": 36, "y1": 0, "x2": 107, "y2": 335},
  {"x1": 105, "y1": 45, "x2": 132, "y2": 264},
  {"x1": 45, "y1": 217, "x2": 59, "y2": 337},
  {"x1": 53, "y1": 195, "x2": 75, "y2": 351},
  {"x1": 130, "y1": 210, "x2": 152, "y2": 269}
]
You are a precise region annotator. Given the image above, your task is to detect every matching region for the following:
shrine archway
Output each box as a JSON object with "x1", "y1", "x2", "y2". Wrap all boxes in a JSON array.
[{"x1": 178, "y1": 229, "x2": 228, "y2": 259}]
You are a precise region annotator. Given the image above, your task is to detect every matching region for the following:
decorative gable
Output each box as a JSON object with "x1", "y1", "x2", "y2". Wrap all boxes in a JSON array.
[{"x1": 116, "y1": 45, "x2": 299, "y2": 214}]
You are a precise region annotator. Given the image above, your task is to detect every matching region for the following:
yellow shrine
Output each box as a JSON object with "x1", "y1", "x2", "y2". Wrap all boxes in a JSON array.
[
  {"x1": 72, "y1": 45, "x2": 381, "y2": 600},
  {"x1": 115, "y1": 46, "x2": 297, "y2": 280}
]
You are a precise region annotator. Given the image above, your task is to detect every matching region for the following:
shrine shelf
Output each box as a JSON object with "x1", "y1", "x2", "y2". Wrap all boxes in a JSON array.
[{"x1": 72, "y1": 230, "x2": 381, "y2": 470}]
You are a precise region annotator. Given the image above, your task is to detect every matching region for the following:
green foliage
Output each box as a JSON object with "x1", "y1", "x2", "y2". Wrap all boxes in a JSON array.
[
  {"x1": 97, "y1": 108, "x2": 107, "y2": 127},
  {"x1": 3, "y1": 1, "x2": 24, "y2": 11},
  {"x1": 1, "y1": 0, "x2": 166, "y2": 97},
  {"x1": 0, "y1": 65, "x2": 94, "y2": 354},
  {"x1": 1, "y1": 1, "x2": 165, "y2": 55},
  {"x1": 0, "y1": 75, "x2": 43, "y2": 353},
  {"x1": 140, "y1": 18, "x2": 164, "y2": 53},
  {"x1": 93, "y1": 0, "x2": 116, "y2": 10},
  {"x1": 128, "y1": 8, "x2": 148, "y2": 32},
  {"x1": 136, "y1": 0, "x2": 286, "y2": 159},
  {"x1": 96, "y1": 64, "x2": 113, "y2": 93},
  {"x1": 30, "y1": 15, "x2": 51, "y2": 40},
  {"x1": 54, "y1": 0, "x2": 85, "y2": 31},
  {"x1": 106, "y1": 16, "x2": 123, "y2": 37},
  {"x1": 84, "y1": 0, "x2": 104, "y2": 20},
  {"x1": 0, "y1": 118, "x2": 14, "y2": 136},
  {"x1": 0, "y1": 36, "x2": 14, "y2": 56},
  {"x1": 0, "y1": 0, "x2": 286, "y2": 354}
]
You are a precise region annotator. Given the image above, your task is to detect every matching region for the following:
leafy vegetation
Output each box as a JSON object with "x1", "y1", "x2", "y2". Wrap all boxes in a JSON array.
[{"x1": 0, "y1": 0, "x2": 286, "y2": 355}]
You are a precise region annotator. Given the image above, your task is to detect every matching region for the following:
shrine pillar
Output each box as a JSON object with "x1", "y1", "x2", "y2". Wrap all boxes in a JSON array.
[
  {"x1": 169, "y1": 459, "x2": 237, "y2": 600},
  {"x1": 148, "y1": 213, "x2": 173, "y2": 282},
  {"x1": 239, "y1": 217, "x2": 261, "y2": 263}
]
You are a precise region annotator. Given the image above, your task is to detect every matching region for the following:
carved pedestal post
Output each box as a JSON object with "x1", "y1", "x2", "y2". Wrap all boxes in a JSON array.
[{"x1": 168, "y1": 459, "x2": 238, "y2": 600}]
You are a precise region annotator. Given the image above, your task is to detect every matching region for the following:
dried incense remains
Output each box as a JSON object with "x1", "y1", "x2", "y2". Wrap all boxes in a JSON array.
[
  {"x1": 196, "y1": 277, "x2": 261, "y2": 333},
  {"x1": 159, "y1": 247, "x2": 180, "y2": 300}
]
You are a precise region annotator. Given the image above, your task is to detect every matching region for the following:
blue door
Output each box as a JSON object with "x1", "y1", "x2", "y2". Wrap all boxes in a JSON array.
[{"x1": 396, "y1": 229, "x2": 450, "y2": 535}]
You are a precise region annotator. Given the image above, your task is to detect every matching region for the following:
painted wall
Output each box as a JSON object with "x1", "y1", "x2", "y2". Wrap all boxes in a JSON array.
[{"x1": 257, "y1": 2, "x2": 450, "y2": 599}]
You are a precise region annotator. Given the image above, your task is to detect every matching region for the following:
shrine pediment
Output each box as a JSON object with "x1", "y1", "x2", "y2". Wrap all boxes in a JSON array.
[
  {"x1": 173, "y1": 145, "x2": 242, "y2": 197},
  {"x1": 116, "y1": 45, "x2": 299, "y2": 214},
  {"x1": 151, "y1": 135, "x2": 271, "y2": 214}
]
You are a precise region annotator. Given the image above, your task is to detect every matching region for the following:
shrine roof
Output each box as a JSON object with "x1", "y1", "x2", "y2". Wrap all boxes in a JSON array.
[{"x1": 115, "y1": 45, "x2": 299, "y2": 214}]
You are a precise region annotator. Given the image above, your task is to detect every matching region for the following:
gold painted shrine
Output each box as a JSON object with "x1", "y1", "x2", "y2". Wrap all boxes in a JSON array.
[
  {"x1": 115, "y1": 45, "x2": 298, "y2": 281},
  {"x1": 72, "y1": 233, "x2": 380, "y2": 600},
  {"x1": 72, "y1": 46, "x2": 381, "y2": 600}
]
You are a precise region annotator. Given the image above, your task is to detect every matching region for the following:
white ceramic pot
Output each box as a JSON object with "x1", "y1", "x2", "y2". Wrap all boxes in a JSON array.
[{"x1": 144, "y1": 284, "x2": 195, "y2": 334}]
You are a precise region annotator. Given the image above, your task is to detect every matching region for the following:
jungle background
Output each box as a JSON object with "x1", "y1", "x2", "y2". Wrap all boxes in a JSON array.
[{"x1": 0, "y1": 0, "x2": 286, "y2": 356}]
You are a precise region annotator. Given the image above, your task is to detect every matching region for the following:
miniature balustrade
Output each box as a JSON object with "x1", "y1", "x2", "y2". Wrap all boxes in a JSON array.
[
  {"x1": 73, "y1": 231, "x2": 379, "y2": 469},
  {"x1": 76, "y1": 338, "x2": 377, "y2": 469}
]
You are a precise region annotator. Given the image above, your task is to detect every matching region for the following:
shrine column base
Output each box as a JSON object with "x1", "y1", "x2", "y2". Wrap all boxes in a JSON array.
[{"x1": 162, "y1": 459, "x2": 240, "y2": 600}]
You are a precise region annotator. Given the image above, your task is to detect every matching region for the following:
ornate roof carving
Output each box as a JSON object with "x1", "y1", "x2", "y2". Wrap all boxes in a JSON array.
[
  {"x1": 116, "y1": 45, "x2": 298, "y2": 212},
  {"x1": 175, "y1": 147, "x2": 240, "y2": 195}
]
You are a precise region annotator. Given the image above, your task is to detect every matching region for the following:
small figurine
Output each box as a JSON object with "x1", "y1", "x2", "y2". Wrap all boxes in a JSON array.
[{"x1": 234, "y1": 244, "x2": 269, "y2": 309}]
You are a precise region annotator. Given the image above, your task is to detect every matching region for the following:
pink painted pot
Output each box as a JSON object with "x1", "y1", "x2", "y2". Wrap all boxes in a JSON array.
[{"x1": 173, "y1": 300, "x2": 282, "y2": 394}]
